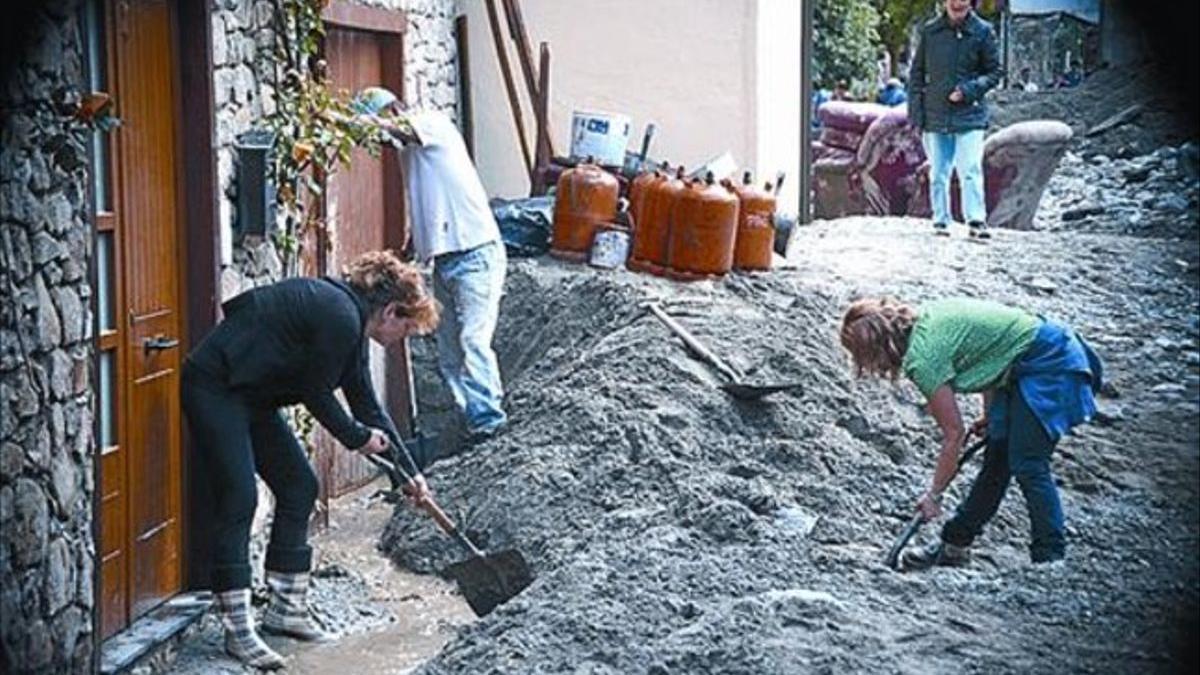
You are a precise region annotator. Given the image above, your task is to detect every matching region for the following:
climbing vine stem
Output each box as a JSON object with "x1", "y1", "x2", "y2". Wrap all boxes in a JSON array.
[{"x1": 266, "y1": 0, "x2": 395, "y2": 278}]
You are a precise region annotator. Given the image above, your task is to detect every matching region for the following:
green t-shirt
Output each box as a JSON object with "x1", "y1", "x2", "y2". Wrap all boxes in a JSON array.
[{"x1": 902, "y1": 298, "x2": 1040, "y2": 400}]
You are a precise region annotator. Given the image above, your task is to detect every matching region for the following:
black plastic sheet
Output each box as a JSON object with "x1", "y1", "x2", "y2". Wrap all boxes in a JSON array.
[{"x1": 491, "y1": 195, "x2": 555, "y2": 258}]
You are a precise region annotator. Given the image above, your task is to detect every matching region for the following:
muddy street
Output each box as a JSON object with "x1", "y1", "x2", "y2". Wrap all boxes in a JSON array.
[
  {"x1": 156, "y1": 212, "x2": 1199, "y2": 674},
  {"x1": 379, "y1": 214, "x2": 1200, "y2": 674},
  {"x1": 162, "y1": 484, "x2": 474, "y2": 675}
]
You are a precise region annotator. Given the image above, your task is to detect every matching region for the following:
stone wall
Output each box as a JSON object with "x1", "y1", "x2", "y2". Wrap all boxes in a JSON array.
[
  {"x1": 0, "y1": 2, "x2": 96, "y2": 673},
  {"x1": 214, "y1": 0, "x2": 460, "y2": 299}
]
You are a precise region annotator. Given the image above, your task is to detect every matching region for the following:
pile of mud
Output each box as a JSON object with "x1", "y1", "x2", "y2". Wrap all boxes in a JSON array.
[
  {"x1": 385, "y1": 219, "x2": 1198, "y2": 673},
  {"x1": 989, "y1": 62, "x2": 1199, "y2": 160},
  {"x1": 1036, "y1": 145, "x2": 1199, "y2": 239}
]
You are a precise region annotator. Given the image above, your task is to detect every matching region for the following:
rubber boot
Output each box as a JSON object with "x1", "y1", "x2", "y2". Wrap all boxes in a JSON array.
[
  {"x1": 261, "y1": 571, "x2": 335, "y2": 642},
  {"x1": 215, "y1": 589, "x2": 286, "y2": 670}
]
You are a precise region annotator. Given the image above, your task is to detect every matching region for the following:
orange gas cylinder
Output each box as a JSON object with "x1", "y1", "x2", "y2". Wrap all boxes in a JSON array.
[
  {"x1": 628, "y1": 166, "x2": 686, "y2": 275},
  {"x1": 667, "y1": 171, "x2": 740, "y2": 280},
  {"x1": 551, "y1": 158, "x2": 619, "y2": 262},
  {"x1": 731, "y1": 171, "x2": 777, "y2": 272},
  {"x1": 628, "y1": 161, "x2": 667, "y2": 227}
]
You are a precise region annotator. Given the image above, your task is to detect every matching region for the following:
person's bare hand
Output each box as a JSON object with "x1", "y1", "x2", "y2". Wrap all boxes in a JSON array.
[
  {"x1": 948, "y1": 88, "x2": 965, "y2": 103},
  {"x1": 358, "y1": 428, "x2": 389, "y2": 455},
  {"x1": 916, "y1": 491, "x2": 943, "y2": 521},
  {"x1": 402, "y1": 474, "x2": 432, "y2": 507}
]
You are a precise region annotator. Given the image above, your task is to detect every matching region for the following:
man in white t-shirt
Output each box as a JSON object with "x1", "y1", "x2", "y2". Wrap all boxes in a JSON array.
[{"x1": 353, "y1": 87, "x2": 508, "y2": 443}]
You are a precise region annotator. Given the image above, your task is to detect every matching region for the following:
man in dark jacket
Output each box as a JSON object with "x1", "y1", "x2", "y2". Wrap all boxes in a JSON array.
[
  {"x1": 907, "y1": 0, "x2": 1002, "y2": 239},
  {"x1": 182, "y1": 251, "x2": 438, "y2": 669}
]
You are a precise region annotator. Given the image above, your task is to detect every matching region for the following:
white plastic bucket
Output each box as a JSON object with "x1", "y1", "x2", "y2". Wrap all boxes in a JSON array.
[
  {"x1": 570, "y1": 110, "x2": 631, "y2": 167},
  {"x1": 589, "y1": 227, "x2": 630, "y2": 269}
]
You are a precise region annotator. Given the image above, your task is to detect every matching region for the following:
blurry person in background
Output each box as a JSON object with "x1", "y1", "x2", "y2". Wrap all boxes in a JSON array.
[{"x1": 878, "y1": 77, "x2": 908, "y2": 106}]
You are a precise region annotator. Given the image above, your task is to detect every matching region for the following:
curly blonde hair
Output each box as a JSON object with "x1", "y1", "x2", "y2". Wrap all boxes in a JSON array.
[
  {"x1": 839, "y1": 297, "x2": 917, "y2": 381},
  {"x1": 344, "y1": 250, "x2": 440, "y2": 333}
]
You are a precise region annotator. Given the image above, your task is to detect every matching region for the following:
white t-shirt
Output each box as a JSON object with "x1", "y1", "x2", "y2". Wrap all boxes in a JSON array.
[{"x1": 399, "y1": 110, "x2": 500, "y2": 261}]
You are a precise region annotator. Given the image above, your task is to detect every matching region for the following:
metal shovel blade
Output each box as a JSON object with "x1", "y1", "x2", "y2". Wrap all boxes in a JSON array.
[
  {"x1": 720, "y1": 381, "x2": 804, "y2": 400},
  {"x1": 445, "y1": 549, "x2": 534, "y2": 617}
]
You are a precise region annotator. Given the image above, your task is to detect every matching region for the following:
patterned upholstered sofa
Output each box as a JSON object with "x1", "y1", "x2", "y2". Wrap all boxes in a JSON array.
[{"x1": 813, "y1": 101, "x2": 926, "y2": 218}]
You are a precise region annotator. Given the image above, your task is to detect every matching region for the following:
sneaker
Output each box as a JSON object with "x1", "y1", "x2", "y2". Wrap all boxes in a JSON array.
[
  {"x1": 1030, "y1": 548, "x2": 1066, "y2": 565},
  {"x1": 968, "y1": 221, "x2": 991, "y2": 239},
  {"x1": 932, "y1": 222, "x2": 950, "y2": 237},
  {"x1": 467, "y1": 422, "x2": 506, "y2": 444},
  {"x1": 900, "y1": 540, "x2": 971, "y2": 571}
]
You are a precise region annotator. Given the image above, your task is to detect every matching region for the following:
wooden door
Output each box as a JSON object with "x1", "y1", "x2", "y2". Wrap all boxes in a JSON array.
[
  {"x1": 93, "y1": 0, "x2": 185, "y2": 637},
  {"x1": 312, "y1": 22, "x2": 411, "y2": 503}
]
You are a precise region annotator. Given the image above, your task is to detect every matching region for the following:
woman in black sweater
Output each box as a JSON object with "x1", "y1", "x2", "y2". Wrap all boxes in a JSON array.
[{"x1": 182, "y1": 251, "x2": 438, "y2": 668}]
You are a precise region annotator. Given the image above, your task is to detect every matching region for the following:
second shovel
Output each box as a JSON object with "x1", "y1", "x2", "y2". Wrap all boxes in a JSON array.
[{"x1": 646, "y1": 302, "x2": 803, "y2": 401}]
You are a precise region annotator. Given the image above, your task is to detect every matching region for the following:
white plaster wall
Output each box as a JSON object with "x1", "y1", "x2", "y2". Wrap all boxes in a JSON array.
[
  {"x1": 460, "y1": 0, "x2": 762, "y2": 199},
  {"x1": 755, "y1": 0, "x2": 801, "y2": 214}
]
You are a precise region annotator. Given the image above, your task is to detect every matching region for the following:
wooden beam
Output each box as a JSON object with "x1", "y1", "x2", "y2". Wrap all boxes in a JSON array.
[
  {"x1": 531, "y1": 41, "x2": 552, "y2": 195},
  {"x1": 380, "y1": 32, "x2": 416, "y2": 445},
  {"x1": 501, "y1": 0, "x2": 554, "y2": 159},
  {"x1": 798, "y1": 0, "x2": 814, "y2": 225},
  {"x1": 175, "y1": 0, "x2": 220, "y2": 594},
  {"x1": 455, "y1": 14, "x2": 474, "y2": 160},
  {"x1": 484, "y1": 0, "x2": 533, "y2": 175},
  {"x1": 322, "y1": 0, "x2": 407, "y2": 34}
]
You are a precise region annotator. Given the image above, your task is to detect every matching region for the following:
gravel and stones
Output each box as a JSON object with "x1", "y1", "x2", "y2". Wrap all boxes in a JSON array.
[{"x1": 383, "y1": 215, "x2": 1198, "y2": 674}]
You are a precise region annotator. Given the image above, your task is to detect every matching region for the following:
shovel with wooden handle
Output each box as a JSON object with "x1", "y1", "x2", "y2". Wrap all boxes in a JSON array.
[
  {"x1": 884, "y1": 434, "x2": 989, "y2": 570},
  {"x1": 363, "y1": 445, "x2": 533, "y2": 617},
  {"x1": 645, "y1": 302, "x2": 804, "y2": 400}
]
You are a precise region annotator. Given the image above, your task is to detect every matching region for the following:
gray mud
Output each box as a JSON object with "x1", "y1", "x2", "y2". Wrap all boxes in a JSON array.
[
  {"x1": 164, "y1": 485, "x2": 472, "y2": 674},
  {"x1": 989, "y1": 62, "x2": 1199, "y2": 160},
  {"x1": 1037, "y1": 146, "x2": 1199, "y2": 240},
  {"x1": 384, "y1": 214, "x2": 1199, "y2": 673}
]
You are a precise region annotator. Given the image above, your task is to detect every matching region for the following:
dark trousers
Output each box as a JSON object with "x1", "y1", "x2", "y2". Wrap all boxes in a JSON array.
[
  {"x1": 182, "y1": 363, "x2": 319, "y2": 591},
  {"x1": 941, "y1": 386, "x2": 1066, "y2": 562}
]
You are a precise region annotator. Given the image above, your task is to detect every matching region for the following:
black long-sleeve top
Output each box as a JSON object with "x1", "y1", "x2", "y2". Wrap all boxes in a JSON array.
[{"x1": 186, "y1": 276, "x2": 419, "y2": 477}]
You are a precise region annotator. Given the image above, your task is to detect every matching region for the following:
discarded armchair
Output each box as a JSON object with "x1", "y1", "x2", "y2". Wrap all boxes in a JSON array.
[
  {"x1": 812, "y1": 101, "x2": 926, "y2": 219},
  {"x1": 906, "y1": 120, "x2": 1074, "y2": 230}
]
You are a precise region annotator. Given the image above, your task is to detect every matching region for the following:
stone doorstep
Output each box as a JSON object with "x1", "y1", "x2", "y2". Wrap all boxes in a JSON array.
[{"x1": 99, "y1": 592, "x2": 213, "y2": 675}]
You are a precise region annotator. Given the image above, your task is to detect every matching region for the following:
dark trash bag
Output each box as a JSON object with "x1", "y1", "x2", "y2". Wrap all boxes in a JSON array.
[{"x1": 491, "y1": 195, "x2": 555, "y2": 258}]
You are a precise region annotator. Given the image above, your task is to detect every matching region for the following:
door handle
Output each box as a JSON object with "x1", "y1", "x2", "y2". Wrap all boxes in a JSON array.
[{"x1": 142, "y1": 335, "x2": 180, "y2": 353}]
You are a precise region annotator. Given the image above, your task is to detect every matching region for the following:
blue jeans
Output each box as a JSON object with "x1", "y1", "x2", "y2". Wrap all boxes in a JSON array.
[
  {"x1": 941, "y1": 386, "x2": 1066, "y2": 562},
  {"x1": 923, "y1": 130, "x2": 986, "y2": 225},
  {"x1": 432, "y1": 241, "x2": 507, "y2": 433}
]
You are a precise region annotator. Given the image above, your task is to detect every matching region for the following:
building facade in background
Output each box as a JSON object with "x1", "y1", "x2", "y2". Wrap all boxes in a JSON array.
[{"x1": 462, "y1": 0, "x2": 804, "y2": 215}]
